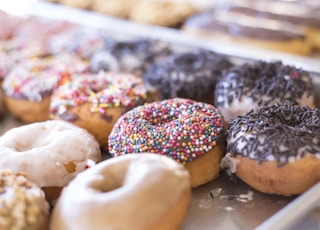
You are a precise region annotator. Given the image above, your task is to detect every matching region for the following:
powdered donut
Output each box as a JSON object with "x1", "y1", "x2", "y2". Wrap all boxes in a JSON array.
[
  {"x1": 49, "y1": 71, "x2": 162, "y2": 147},
  {"x1": 143, "y1": 50, "x2": 233, "y2": 104},
  {"x1": 222, "y1": 103, "x2": 320, "y2": 196},
  {"x1": 215, "y1": 61, "x2": 314, "y2": 122},
  {"x1": 0, "y1": 120, "x2": 101, "y2": 201},
  {"x1": 108, "y1": 98, "x2": 226, "y2": 187},
  {"x1": 50, "y1": 153, "x2": 191, "y2": 230},
  {"x1": 2, "y1": 53, "x2": 88, "y2": 123},
  {"x1": 0, "y1": 170, "x2": 49, "y2": 230},
  {"x1": 89, "y1": 38, "x2": 172, "y2": 77}
]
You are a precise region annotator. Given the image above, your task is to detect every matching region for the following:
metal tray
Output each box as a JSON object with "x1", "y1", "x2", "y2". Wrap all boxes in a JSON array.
[{"x1": 1, "y1": 1, "x2": 320, "y2": 229}]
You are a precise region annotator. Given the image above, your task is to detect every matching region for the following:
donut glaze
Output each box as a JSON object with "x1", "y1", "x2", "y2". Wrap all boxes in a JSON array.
[
  {"x1": 215, "y1": 61, "x2": 314, "y2": 122},
  {"x1": 224, "y1": 103, "x2": 320, "y2": 195},
  {"x1": 143, "y1": 50, "x2": 233, "y2": 103},
  {"x1": 50, "y1": 154, "x2": 191, "y2": 230},
  {"x1": 0, "y1": 120, "x2": 101, "y2": 189}
]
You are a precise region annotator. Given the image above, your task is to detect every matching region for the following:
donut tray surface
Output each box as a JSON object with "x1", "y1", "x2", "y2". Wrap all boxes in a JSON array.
[{"x1": 1, "y1": 1, "x2": 320, "y2": 229}]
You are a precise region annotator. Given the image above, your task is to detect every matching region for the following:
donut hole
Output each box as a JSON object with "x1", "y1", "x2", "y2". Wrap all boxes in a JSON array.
[{"x1": 89, "y1": 173, "x2": 125, "y2": 193}]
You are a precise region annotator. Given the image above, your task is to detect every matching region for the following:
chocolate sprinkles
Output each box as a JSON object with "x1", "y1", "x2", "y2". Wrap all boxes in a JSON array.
[
  {"x1": 143, "y1": 50, "x2": 233, "y2": 101},
  {"x1": 226, "y1": 103, "x2": 320, "y2": 166},
  {"x1": 215, "y1": 61, "x2": 313, "y2": 107}
]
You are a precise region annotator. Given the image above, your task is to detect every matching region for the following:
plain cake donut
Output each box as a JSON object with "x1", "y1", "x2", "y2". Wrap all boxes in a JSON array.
[
  {"x1": 50, "y1": 153, "x2": 191, "y2": 230},
  {"x1": 108, "y1": 98, "x2": 226, "y2": 187},
  {"x1": 215, "y1": 60, "x2": 314, "y2": 122},
  {"x1": 0, "y1": 170, "x2": 50, "y2": 230},
  {"x1": 0, "y1": 120, "x2": 101, "y2": 201},
  {"x1": 222, "y1": 103, "x2": 320, "y2": 196}
]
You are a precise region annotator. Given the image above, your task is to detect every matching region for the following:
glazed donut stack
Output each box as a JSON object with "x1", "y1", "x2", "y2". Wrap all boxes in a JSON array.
[{"x1": 0, "y1": 7, "x2": 319, "y2": 230}]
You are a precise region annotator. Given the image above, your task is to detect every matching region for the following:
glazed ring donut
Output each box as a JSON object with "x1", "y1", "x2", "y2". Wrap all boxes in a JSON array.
[
  {"x1": 222, "y1": 103, "x2": 320, "y2": 196},
  {"x1": 0, "y1": 120, "x2": 101, "y2": 201},
  {"x1": 215, "y1": 61, "x2": 314, "y2": 122},
  {"x1": 0, "y1": 170, "x2": 49, "y2": 230},
  {"x1": 2, "y1": 53, "x2": 88, "y2": 123},
  {"x1": 49, "y1": 71, "x2": 162, "y2": 147},
  {"x1": 143, "y1": 50, "x2": 233, "y2": 104},
  {"x1": 108, "y1": 98, "x2": 226, "y2": 187},
  {"x1": 50, "y1": 153, "x2": 191, "y2": 230}
]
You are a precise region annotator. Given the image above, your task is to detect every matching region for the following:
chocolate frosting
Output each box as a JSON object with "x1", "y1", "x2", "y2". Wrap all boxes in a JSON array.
[
  {"x1": 89, "y1": 39, "x2": 172, "y2": 77},
  {"x1": 228, "y1": 4, "x2": 320, "y2": 28},
  {"x1": 227, "y1": 103, "x2": 320, "y2": 166},
  {"x1": 215, "y1": 61, "x2": 314, "y2": 107},
  {"x1": 143, "y1": 50, "x2": 233, "y2": 101},
  {"x1": 184, "y1": 10, "x2": 306, "y2": 41}
]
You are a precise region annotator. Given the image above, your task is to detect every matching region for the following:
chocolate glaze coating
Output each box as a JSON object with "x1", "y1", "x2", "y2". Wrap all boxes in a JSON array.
[
  {"x1": 184, "y1": 10, "x2": 306, "y2": 41},
  {"x1": 227, "y1": 103, "x2": 320, "y2": 166},
  {"x1": 215, "y1": 61, "x2": 314, "y2": 108},
  {"x1": 89, "y1": 39, "x2": 172, "y2": 77},
  {"x1": 143, "y1": 50, "x2": 233, "y2": 101}
]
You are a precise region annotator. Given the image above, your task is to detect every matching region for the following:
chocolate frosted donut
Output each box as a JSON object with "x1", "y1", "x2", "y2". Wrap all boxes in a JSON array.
[
  {"x1": 214, "y1": 61, "x2": 314, "y2": 122},
  {"x1": 143, "y1": 50, "x2": 233, "y2": 103},
  {"x1": 89, "y1": 39, "x2": 171, "y2": 77},
  {"x1": 222, "y1": 103, "x2": 320, "y2": 195}
]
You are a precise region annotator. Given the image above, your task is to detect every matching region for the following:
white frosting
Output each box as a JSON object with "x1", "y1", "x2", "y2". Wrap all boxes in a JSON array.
[
  {"x1": 217, "y1": 92, "x2": 314, "y2": 122},
  {"x1": 50, "y1": 153, "x2": 191, "y2": 230},
  {"x1": 0, "y1": 120, "x2": 101, "y2": 187}
]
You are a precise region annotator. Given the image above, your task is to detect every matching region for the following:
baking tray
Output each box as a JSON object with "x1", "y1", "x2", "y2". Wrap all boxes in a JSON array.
[{"x1": 1, "y1": 1, "x2": 320, "y2": 229}]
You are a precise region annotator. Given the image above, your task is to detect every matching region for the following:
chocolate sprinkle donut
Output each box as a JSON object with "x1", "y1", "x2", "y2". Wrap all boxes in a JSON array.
[
  {"x1": 89, "y1": 39, "x2": 172, "y2": 77},
  {"x1": 143, "y1": 50, "x2": 233, "y2": 102},
  {"x1": 215, "y1": 60, "x2": 314, "y2": 121},
  {"x1": 227, "y1": 103, "x2": 320, "y2": 166}
]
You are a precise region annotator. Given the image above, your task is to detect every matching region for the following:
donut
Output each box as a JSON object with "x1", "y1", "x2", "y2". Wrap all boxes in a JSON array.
[
  {"x1": 58, "y1": 0, "x2": 92, "y2": 9},
  {"x1": 0, "y1": 120, "x2": 101, "y2": 201},
  {"x1": 129, "y1": 1, "x2": 197, "y2": 28},
  {"x1": 221, "y1": 103, "x2": 320, "y2": 196},
  {"x1": 2, "y1": 53, "x2": 88, "y2": 123},
  {"x1": 49, "y1": 71, "x2": 162, "y2": 147},
  {"x1": 143, "y1": 50, "x2": 233, "y2": 104},
  {"x1": 0, "y1": 87, "x2": 4, "y2": 118},
  {"x1": 89, "y1": 38, "x2": 172, "y2": 77},
  {"x1": 108, "y1": 98, "x2": 226, "y2": 188},
  {"x1": 91, "y1": 0, "x2": 139, "y2": 18},
  {"x1": 225, "y1": 0, "x2": 320, "y2": 51},
  {"x1": 0, "y1": 170, "x2": 49, "y2": 230},
  {"x1": 214, "y1": 61, "x2": 314, "y2": 122},
  {"x1": 0, "y1": 11, "x2": 21, "y2": 40},
  {"x1": 50, "y1": 153, "x2": 191, "y2": 230},
  {"x1": 48, "y1": 25, "x2": 106, "y2": 59},
  {"x1": 182, "y1": 9, "x2": 311, "y2": 56}
]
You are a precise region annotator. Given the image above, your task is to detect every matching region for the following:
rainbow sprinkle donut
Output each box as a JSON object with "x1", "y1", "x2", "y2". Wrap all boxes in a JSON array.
[
  {"x1": 108, "y1": 98, "x2": 226, "y2": 187},
  {"x1": 50, "y1": 71, "x2": 162, "y2": 147}
]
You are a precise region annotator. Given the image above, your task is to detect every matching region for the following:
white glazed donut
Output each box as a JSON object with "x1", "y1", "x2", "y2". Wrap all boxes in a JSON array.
[
  {"x1": 0, "y1": 120, "x2": 101, "y2": 201},
  {"x1": 50, "y1": 153, "x2": 191, "y2": 230}
]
